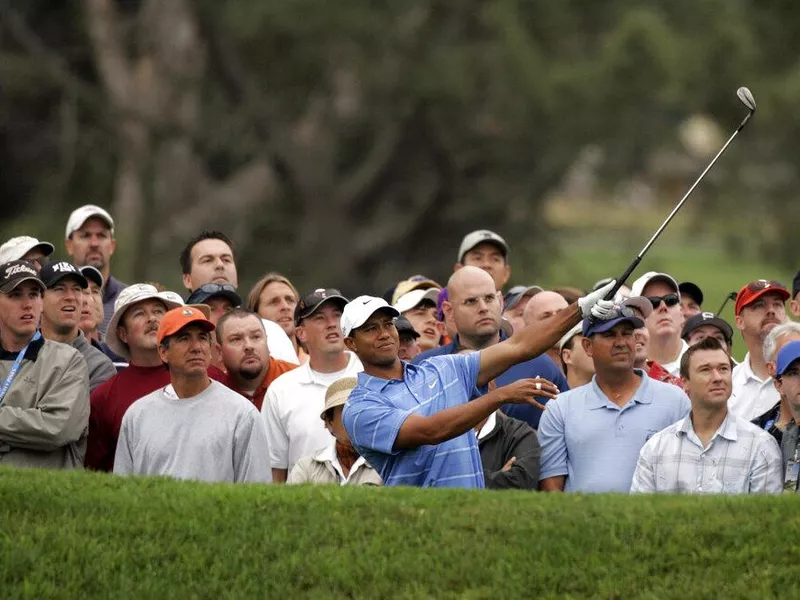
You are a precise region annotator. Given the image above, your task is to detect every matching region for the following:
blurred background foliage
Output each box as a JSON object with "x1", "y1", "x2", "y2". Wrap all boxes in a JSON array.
[{"x1": 0, "y1": 0, "x2": 797, "y2": 311}]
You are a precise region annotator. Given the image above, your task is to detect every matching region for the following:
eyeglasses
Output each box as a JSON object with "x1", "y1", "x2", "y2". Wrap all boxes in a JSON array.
[
  {"x1": 746, "y1": 280, "x2": 787, "y2": 293},
  {"x1": 647, "y1": 293, "x2": 680, "y2": 309}
]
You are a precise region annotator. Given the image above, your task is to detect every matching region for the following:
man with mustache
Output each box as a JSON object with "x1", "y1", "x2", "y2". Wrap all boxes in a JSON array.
[
  {"x1": 538, "y1": 304, "x2": 690, "y2": 493},
  {"x1": 114, "y1": 306, "x2": 271, "y2": 483},
  {"x1": 216, "y1": 307, "x2": 297, "y2": 411},
  {"x1": 262, "y1": 288, "x2": 362, "y2": 483},
  {"x1": 631, "y1": 337, "x2": 782, "y2": 494},
  {"x1": 64, "y1": 205, "x2": 127, "y2": 335},
  {"x1": 729, "y1": 280, "x2": 790, "y2": 421},
  {"x1": 39, "y1": 261, "x2": 115, "y2": 391},
  {"x1": 85, "y1": 284, "x2": 185, "y2": 471},
  {"x1": 0, "y1": 260, "x2": 89, "y2": 469}
]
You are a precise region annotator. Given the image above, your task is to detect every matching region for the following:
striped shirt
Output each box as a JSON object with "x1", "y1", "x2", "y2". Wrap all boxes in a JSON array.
[
  {"x1": 342, "y1": 353, "x2": 484, "y2": 488},
  {"x1": 631, "y1": 411, "x2": 782, "y2": 494}
]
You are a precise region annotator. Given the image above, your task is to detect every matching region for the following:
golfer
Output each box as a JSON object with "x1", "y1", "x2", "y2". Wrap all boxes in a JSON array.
[{"x1": 341, "y1": 275, "x2": 615, "y2": 488}]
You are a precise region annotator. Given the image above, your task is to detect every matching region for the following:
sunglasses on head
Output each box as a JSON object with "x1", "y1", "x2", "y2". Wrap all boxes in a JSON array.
[
  {"x1": 197, "y1": 283, "x2": 236, "y2": 293},
  {"x1": 746, "y1": 280, "x2": 786, "y2": 293},
  {"x1": 647, "y1": 293, "x2": 680, "y2": 309}
]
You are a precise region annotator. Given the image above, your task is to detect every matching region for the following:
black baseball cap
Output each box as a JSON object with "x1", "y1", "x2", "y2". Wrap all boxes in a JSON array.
[
  {"x1": 681, "y1": 312, "x2": 733, "y2": 344},
  {"x1": 80, "y1": 266, "x2": 104, "y2": 288},
  {"x1": 678, "y1": 282, "x2": 704, "y2": 306},
  {"x1": 0, "y1": 260, "x2": 45, "y2": 294},
  {"x1": 186, "y1": 283, "x2": 242, "y2": 306},
  {"x1": 395, "y1": 315, "x2": 420, "y2": 339},
  {"x1": 39, "y1": 261, "x2": 88, "y2": 290},
  {"x1": 295, "y1": 288, "x2": 349, "y2": 326}
]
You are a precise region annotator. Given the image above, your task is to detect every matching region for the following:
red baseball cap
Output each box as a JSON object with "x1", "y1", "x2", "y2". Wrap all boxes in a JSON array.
[
  {"x1": 734, "y1": 280, "x2": 790, "y2": 315},
  {"x1": 157, "y1": 305, "x2": 215, "y2": 345}
]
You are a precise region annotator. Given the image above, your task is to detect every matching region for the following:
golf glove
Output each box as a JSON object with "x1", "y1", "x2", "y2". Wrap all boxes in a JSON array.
[{"x1": 578, "y1": 280, "x2": 617, "y2": 320}]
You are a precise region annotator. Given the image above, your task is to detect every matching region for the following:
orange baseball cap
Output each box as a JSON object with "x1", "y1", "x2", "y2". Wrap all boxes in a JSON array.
[{"x1": 157, "y1": 305, "x2": 215, "y2": 345}]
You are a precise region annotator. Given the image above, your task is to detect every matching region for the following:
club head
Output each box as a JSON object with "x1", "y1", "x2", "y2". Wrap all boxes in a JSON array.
[{"x1": 737, "y1": 87, "x2": 756, "y2": 113}]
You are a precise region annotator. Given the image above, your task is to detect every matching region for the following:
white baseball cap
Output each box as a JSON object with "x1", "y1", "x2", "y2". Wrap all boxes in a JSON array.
[
  {"x1": 629, "y1": 271, "x2": 680, "y2": 299},
  {"x1": 393, "y1": 288, "x2": 440, "y2": 315},
  {"x1": 457, "y1": 230, "x2": 508, "y2": 263},
  {"x1": 105, "y1": 284, "x2": 184, "y2": 359},
  {"x1": 558, "y1": 322, "x2": 583, "y2": 352},
  {"x1": 341, "y1": 296, "x2": 400, "y2": 337},
  {"x1": 0, "y1": 236, "x2": 55, "y2": 264},
  {"x1": 65, "y1": 204, "x2": 115, "y2": 238}
]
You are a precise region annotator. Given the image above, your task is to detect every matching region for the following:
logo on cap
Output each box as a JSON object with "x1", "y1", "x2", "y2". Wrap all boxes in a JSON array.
[
  {"x1": 701, "y1": 312, "x2": 715, "y2": 319},
  {"x1": 182, "y1": 308, "x2": 194, "y2": 316},
  {"x1": 314, "y1": 288, "x2": 328, "y2": 297},
  {"x1": 4, "y1": 264, "x2": 36, "y2": 278},
  {"x1": 51, "y1": 262, "x2": 77, "y2": 273}
]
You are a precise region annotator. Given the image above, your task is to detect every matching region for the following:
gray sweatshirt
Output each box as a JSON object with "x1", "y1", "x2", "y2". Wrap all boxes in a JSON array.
[
  {"x1": 114, "y1": 380, "x2": 272, "y2": 483},
  {"x1": 70, "y1": 331, "x2": 116, "y2": 391}
]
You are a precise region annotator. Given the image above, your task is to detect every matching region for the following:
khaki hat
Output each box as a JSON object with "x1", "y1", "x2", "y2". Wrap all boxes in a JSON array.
[
  {"x1": 105, "y1": 283, "x2": 184, "y2": 359},
  {"x1": 321, "y1": 377, "x2": 359, "y2": 420},
  {"x1": 391, "y1": 278, "x2": 441, "y2": 305}
]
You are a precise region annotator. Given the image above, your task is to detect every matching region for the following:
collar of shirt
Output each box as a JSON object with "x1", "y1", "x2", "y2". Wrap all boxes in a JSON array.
[
  {"x1": 586, "y1": 369, "x2": 650, "y2": 410},
  {"x1": 734, "y1": 352, "x2": 770, "y2": 386},
  {"x1": 313, "y1": 441, "x2": 369, "y2": 483},
  {"x1": 477, "y1": 411, "x2": 497, "y2": 441},
  {"x1": 676, "y1": 411, "x2": 738, "y2": 447},
  {"x1": 296, "y1": 351, "x2": 359, "y2": 385}
]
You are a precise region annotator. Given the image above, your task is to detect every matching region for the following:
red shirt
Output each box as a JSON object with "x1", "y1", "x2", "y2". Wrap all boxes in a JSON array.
[
  {"x1": 86, "y1": 364, "x2": 226, "y2": 472},
  {"x1": 646, "y1": 360, "x2": 684, "y2": 389},
  {"x1": 219, "y1": 358, "x2": 297, "y2": 411}
]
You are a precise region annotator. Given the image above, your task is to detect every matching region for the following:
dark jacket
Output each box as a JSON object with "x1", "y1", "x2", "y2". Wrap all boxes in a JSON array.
[
  {"x1": 413, "y1": 330, "x2": 569, "y2": 430},
  {"x1": 478, "y1": 411, "x2": 541, "y2": 490}
]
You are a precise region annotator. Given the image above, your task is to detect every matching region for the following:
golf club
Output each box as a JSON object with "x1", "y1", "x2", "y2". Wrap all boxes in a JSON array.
[
  {"x1": 716, "y1": 291, "x2": 738, "y2": 315},
  {"x1": 602, "y1": 86, "x2": 756, "y2": 301}
]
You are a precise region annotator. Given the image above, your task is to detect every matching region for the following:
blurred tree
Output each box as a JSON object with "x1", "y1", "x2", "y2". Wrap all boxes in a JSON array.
[{"x1": 0, "y1": 0, "x2": 798, "y2": 294}]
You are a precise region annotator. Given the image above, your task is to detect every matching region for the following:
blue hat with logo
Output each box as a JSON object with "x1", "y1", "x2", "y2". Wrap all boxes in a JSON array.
[
  {"x1": 776, "y1": 341, "x2": 800, "y2": 378},
  {"x1": 582, "y1": 304, "x2": 645, "y2": 337}
]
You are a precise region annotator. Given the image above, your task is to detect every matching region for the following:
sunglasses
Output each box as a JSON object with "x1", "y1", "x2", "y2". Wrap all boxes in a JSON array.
[
  {"x1": 196, "y1": 283, "x2": 236, "y2": 293},
  {"x1": 647, "y1": 293, "x2": 680, "y2": 309},
  {"x1": 746, "y1": 280, "x2": 786, "y2": 293}
]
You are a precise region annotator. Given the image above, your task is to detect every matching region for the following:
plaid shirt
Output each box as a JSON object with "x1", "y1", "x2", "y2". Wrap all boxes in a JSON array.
[{"x1": 631, "y1": 411, "x2": 783, "y2": 494}]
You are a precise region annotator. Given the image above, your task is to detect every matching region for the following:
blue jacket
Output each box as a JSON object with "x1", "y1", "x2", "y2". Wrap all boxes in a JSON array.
[{"x1": 413, "y1": 330, "x2": 569, "y2": 429}]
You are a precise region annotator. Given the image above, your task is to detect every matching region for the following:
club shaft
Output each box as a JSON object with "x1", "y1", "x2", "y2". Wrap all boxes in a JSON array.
[{"x1": 604, "y1": 110, "x2": 753, "y2": 300}]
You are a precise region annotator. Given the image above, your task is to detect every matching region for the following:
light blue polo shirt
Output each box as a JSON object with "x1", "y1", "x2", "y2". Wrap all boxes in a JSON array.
[
  {"x1": 342, "y1": 353, "x2": 484, "y2": 488},
  {"x1": 538, "y1": 369, "x2": 690, "y2": 493}
]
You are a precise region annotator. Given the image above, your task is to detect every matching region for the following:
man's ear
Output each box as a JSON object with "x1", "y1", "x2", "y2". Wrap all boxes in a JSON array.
[
  {"x1": 117, "y1": 326, "x2": 128, "y2": 344},
  {"x1": 182, "y1": 272, "x2": 193, "y2": 292},
  {"x1": 791, "y1": 298, "x2": 800, "y2": 318},
  {"x1": 581, "y1": 335, "x2": 593, "y2": 358},
  {"x1": 296, "y1": 324, "x2": 307, "y2": 344},
  {"x1": 64, "y1": 237, "x2": 74, "y2": 258},
  {"x1": 453, "y1": 263, "x2": 463, "y2": 274},
  {"x1": 735, "y1": 314, "x2": 745, "y2": 333},
  {"x1": 343, "y1": 336, "x2": 356, "y2": 353},
  {"x1": 442, "y1": 301, "x2": 454, "y2": 323},
  {"x1": 157, "y1": 342, "x2": 169, "y2": 364}
]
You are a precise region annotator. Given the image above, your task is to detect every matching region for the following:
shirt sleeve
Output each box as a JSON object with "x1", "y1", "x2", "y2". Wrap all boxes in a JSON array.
[
  {"x1": 112, "y1": 412, "x2": 134, "y2": 476},
  {"x1": 630, "y1": 437, "x2": 658, "y2": 493},
  {"x1": 342, "y1": 389, "x2": 409, "y2": 456},
  {"x1": 233, "y1": 407, "x2": 272, "y2": 484},
  {"x1": 262, "y1": 386, "x2": 290, "y2": 469},
  {"x1": 749, "y1": 434, "x2": 784, "y2": 494},
  {"x1": 537, "y1": 397, "x2": 569, "y2": 480}
]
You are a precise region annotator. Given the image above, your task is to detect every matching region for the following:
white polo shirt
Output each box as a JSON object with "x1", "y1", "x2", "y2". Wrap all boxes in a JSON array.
[
  {"x1": 262, "y1": 351, "x2": 362, "y2": 471},
  {"x1": 729, "y1": 352, "x2": 779, "y2": 421},
  {"x1": 660, "y1": 340, "x2": 689, "y2": 377}
]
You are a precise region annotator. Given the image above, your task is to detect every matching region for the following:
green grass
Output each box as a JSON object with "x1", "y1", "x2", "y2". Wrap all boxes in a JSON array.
[{"x1": 3, "y1": 468, "x2": 800, "y2": 599}]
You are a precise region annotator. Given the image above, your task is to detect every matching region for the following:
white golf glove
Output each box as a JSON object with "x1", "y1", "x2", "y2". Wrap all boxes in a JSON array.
[{"x1": 578, "y1": 280, "x2": 617, "y2": 320}]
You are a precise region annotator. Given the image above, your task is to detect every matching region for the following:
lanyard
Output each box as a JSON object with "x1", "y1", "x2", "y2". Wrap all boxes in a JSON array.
[{"x1": 0, "y1": 331, "x2": 41, "y2": 406}]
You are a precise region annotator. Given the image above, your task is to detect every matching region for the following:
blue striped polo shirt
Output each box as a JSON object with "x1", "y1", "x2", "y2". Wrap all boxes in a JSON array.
[{"x1": 342, "y1": 352, "x2": 484, "y2": 488}]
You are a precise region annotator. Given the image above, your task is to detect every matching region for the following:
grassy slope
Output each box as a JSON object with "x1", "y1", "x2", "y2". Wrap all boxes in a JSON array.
[{"x1": 3, "y1": 469, "x2": 800, "y2": 599}]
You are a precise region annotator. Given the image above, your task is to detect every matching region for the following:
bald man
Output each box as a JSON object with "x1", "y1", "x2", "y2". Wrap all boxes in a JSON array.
[
  {"x1": 523, "y1": 291, "x2": 570, "y2": 371},
  {"x1": 414, "y1": 267, "x2": 569, "y2": 429}
]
